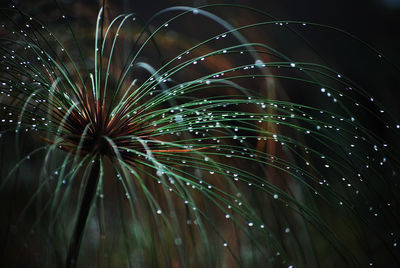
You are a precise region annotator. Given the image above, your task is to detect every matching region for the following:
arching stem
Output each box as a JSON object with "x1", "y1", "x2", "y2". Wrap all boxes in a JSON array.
[{"x1": 66, "y1": 156, "x2": 101, "y2": 268}]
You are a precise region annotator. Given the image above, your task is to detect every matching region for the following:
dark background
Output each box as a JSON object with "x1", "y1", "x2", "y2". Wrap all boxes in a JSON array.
[
  {"x1": 10, "y1": 0, "x2": 400, "y2": 83},
  {"x1": 128, "y1": 0, "x2": 400, "y2": 59},
  {"x1": 95, "y1": 0, "x2": 400, "y2": 115},
  {"x1": 129, "y1": 0, "x2": 400, "y2": 116}
]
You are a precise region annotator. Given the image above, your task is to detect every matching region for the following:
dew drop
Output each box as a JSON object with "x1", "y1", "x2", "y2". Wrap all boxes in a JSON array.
[{"x1": 255, "y1": 59, "x2": 264, "y2": 67}]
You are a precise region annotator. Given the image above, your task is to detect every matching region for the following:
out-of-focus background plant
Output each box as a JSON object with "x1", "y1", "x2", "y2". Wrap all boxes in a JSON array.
[{"x1": 1, "y1": 0, "x2": 400, "y2": 267}]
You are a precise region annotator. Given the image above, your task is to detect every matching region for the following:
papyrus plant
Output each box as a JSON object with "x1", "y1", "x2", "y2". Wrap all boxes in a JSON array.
[{"x1": 1, "y1": 2, "x2": 399, "y2": 267}]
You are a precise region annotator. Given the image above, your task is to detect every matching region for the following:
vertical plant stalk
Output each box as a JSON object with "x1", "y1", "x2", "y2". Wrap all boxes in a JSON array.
[{"x1": 66, "y1": 156, "x2": 101, "y2": 268}]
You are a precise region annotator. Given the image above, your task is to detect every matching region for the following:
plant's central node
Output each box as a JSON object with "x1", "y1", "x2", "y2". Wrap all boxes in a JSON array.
[
  {"x1": 56, "y1": 116, "x2": 118, "y2": 157},
  {"x1": 52, "y1": 97, "x2": 146, "y2": 161},
  {"x1": 88, "y1": 133, "x2": 110, "y2": 155}
]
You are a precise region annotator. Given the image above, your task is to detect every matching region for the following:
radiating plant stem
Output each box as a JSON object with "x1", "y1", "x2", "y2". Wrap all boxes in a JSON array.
[{"x1": 66, "y1": 156, "x2": 101, "y2": 268}]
